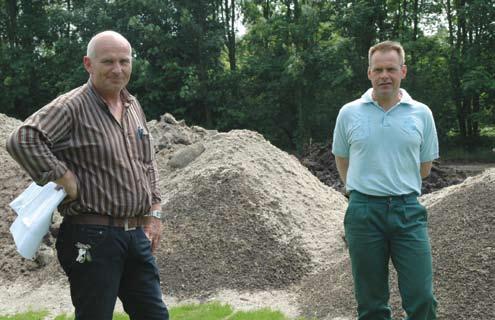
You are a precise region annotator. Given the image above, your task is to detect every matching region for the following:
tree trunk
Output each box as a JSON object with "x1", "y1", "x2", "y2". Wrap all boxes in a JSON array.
[
  {"x1": 472, "y1": 94, "x2": 480, "y2": 137},
  {"x1": 6, "y1": 0, "x2": 18, "y2": 47}
]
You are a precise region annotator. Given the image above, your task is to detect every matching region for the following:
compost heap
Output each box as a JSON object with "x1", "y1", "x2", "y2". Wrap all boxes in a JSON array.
[{"x1": 300, "y1": 142, "x2": 468, "y2": 195}]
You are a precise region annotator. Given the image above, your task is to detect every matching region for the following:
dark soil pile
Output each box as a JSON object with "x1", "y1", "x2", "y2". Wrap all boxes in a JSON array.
[{"x1": 299, "y1": 142, "x2": 468, "y2": 195}]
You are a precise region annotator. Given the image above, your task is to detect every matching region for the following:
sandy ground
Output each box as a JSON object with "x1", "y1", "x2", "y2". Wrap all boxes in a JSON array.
[{"x1": 0, "y1": 280, "x2": 302, "y2": 319}]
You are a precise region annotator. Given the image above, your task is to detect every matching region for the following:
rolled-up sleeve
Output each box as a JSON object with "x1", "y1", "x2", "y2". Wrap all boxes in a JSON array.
[{"x1": 6, "y1": 103, "x2": 72, "y2": 185}]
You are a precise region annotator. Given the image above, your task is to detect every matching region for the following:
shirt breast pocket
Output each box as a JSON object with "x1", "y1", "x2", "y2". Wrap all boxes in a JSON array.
[
  {"x1": 401, "y1": 116, "x2": 421, "y2": 137},
  {"x1": 349, "y1": 119, "x2": 370, "y2": 142}
]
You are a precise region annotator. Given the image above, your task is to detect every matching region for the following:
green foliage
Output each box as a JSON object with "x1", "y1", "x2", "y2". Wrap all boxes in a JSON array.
[{"x1": 0, "y1": 0, "x2": 494, "y2": 156}]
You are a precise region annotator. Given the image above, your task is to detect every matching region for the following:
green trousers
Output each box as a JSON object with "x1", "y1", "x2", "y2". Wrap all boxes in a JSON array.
[{"x1": 344, "y1": 191, "x2": 437, "y2": 320}]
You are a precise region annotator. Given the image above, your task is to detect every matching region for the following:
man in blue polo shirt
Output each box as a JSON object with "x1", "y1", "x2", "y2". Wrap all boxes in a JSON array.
[{"x1": 332, "y1": 41, "x2": 438, "y2": 319}]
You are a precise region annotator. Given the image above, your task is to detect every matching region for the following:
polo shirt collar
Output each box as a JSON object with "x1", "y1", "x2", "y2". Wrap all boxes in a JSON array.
[{"x1": 361, "y1": 88, "x2": 414, "y2": 106}]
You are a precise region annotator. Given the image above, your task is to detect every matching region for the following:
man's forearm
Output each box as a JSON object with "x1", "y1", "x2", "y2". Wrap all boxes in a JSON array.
[
  {"x1": 335, "y1": 156, "x2": 350, "y2": 186},
  {"x1": 420, "y1": 161, "x2": 433, "y2": 179}
]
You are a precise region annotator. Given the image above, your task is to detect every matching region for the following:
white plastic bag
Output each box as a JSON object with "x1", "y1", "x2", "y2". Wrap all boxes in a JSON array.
[{"x1": 9, "y1": 182, "x2": 67, "y2": 259}]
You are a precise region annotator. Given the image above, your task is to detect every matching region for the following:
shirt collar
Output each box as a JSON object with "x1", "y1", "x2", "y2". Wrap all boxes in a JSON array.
[
  {"x1": 86, "y1": 79, "x2": 134, "y2": 108},
  {"x1": 361, "y1": 88, "x2": 414, "y2": 106}
]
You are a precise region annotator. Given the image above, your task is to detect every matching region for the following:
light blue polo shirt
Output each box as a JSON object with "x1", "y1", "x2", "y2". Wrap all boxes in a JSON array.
[{"x1": 332, "y1": 88, "x2": 439, "y2": 196}]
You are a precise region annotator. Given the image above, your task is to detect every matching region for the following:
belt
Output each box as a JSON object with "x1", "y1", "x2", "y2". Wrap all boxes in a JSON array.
[
  {"x1": 64, "y1": 214, "x2": 152, "y2": 231},
  {"x1": 349, "y1": 190, "x2": 418, "y2": 204}
]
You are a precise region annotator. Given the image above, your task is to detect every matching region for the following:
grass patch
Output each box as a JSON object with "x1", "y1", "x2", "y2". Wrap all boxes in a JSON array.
[
  {"x1": 54, "y1": 314, "x2": 129, "y2": 320},
  {"x1": 170, "y1": 302, "x2": 233, "y2": 320},
  {"x1": 229, "y1": 308, "x2": 288, "y2": 320},
  {"x1": 0, "y1": 311, "x2": 48, "y2": 320},
  {"x1": 0, "y1": 303, "x2": 311, "y2": 320}
]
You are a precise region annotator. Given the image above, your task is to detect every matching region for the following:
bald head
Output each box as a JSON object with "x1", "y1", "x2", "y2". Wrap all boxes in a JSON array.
[
  {"x1": 86, "y1": 31, "x2": 132, "y2": 59},
  {"x1": 83, "y1": 31, "x2": 133, "y2": 98}
]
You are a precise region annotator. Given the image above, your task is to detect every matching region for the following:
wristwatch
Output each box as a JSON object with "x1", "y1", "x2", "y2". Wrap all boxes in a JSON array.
[{"x1": 146, "y1": 210, "x2": 162, "y2": 219}]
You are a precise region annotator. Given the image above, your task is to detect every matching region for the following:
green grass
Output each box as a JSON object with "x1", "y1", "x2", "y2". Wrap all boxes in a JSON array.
[
  {"x1": 229, "y1": 308, "x2": 288, "y2": 320},
  {"x1": 170, "y1": 302, "x2": 233, "y2": 320},
  {"x1": 0, "y1": 311, "x2": 48, "y2": 320},
  {"x1": 53, "y1": 314, "x2": 130, "y2": 320},
  {"x1": 1, "y1": 303, "x2": 310, "y2": 320}
]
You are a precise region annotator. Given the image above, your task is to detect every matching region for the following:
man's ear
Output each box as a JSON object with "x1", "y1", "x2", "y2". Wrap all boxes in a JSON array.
[
  {"x1": 83, "y1": 56, "x2": 92, "y2": 74},
  {"x1": 401, "y1": 64, "x2": 407, "y2": 79}
]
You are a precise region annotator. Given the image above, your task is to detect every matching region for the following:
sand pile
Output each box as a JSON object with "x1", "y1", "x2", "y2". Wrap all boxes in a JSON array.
[
  {"x1": 149, "y1": 115, "x2": 348, "y2": 296},
  {"x1": 422, "y1": 169, "x2": 495, "y2": 320},
  {"x1": 0, "y1": 114, "x2": 40, "y2": 281},
  {"x1": 298, "y1": 168, "x2": 495, "y2": 320}
]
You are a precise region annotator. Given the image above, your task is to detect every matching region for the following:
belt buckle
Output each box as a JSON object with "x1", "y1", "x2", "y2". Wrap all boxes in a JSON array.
[{"x1": 124, "y1": 218, "x2": 136, "y2": 231}]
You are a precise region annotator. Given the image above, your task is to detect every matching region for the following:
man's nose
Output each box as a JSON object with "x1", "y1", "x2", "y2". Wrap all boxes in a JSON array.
[{"x1": 112, "y1": 63, "x2": 123, "y2": 73}]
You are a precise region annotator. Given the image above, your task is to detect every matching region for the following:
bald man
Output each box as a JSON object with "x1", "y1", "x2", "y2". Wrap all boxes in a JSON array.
[{"x1": 7, "y1": 31, "x2": 169, "y2": 320}]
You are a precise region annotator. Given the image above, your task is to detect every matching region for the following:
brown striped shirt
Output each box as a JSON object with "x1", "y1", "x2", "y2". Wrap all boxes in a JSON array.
[{"x1": 6, "y1": 80, "x2": 160, "y2": 218}]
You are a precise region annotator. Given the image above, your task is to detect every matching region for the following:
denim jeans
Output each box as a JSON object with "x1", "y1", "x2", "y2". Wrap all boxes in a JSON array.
[
  {"x1": 56, "y1": 221, "x2": 169, "y2": 320},
  {"x1": 344, "y1": 191, "x2": 437, "y2": 320}
]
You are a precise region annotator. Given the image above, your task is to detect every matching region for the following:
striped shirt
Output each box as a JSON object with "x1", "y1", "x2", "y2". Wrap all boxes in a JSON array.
[{"x1": 6, "y1": 80, "x2": 161, "y2": 218}]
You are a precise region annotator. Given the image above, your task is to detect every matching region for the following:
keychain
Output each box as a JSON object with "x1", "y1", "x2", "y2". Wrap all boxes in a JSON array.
[{"x1": 75, "y1": 242, "x2": 92, "y2": 263}]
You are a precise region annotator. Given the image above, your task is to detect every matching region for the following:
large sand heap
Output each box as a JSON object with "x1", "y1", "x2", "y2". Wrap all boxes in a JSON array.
[{"x1": 150, "y1": 115, "x2": 348, "y2": 296}]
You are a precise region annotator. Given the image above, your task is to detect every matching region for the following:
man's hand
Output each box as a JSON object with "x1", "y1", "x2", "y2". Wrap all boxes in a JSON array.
[
  {"x1": 143, "y1": 217, "x2": 162, "y2": 253},
  {"x1": 54, "y1": 170, "x2": 79, "y2": 200}
]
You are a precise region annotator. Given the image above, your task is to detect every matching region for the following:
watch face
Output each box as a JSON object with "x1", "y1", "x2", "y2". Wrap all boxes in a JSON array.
[{"x1": 151, "y1": 210, "x2": 162, "y2": 218}]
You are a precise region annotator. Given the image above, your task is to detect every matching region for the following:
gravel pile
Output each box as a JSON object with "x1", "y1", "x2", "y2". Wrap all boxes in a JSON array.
[{"x1": 149, "y1": 115, "x2": 348, "y2": 296}]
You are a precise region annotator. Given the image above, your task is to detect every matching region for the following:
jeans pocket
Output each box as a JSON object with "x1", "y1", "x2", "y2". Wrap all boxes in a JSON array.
[
  {"x1": 403, "y1": 203, "x2": 428, "y2": 225},
  {"x1": 344, "y1": 202, "x2": 368, "y2": 226},
  {"x1": 77, "y1": 225, "x2": 109, "y2": 248}
]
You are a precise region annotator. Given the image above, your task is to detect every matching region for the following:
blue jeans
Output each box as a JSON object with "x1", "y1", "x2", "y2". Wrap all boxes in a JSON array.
[{"x1": 56, "y1": 221, "x2": 169, "y2": 320}]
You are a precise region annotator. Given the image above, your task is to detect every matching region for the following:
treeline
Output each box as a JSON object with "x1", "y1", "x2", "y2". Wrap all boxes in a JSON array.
[{"x1": 1, "y1": 0, "x2": 494, "y2": 152}]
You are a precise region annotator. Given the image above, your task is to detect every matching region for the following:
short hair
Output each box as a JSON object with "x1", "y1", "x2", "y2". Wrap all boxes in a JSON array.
[
  {"x1": 368, "y1": 41, "x2": 405, "y2": 66},
  {"x1": 86, "y1": 30, "x2": 132, "y2": 59}
]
